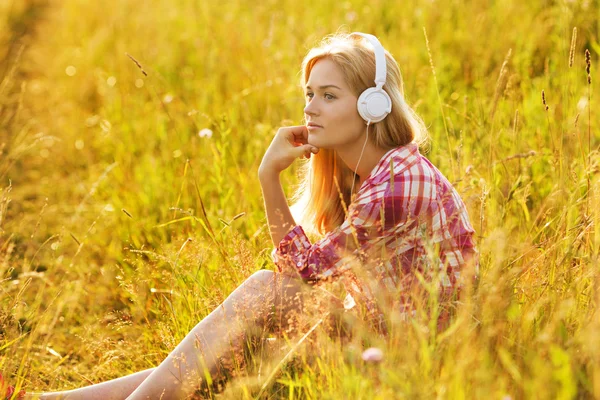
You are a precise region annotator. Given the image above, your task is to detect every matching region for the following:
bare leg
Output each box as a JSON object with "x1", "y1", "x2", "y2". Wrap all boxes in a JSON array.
[
  {"x1": 125, "y1": 269, "x2": 303, "y2": 399},
  {"x1": 28, "y1": 270, "x2": 303, "y2": 400},
  {"x1": 28, "y1": 368, "x2": 155, "y2": 400}
]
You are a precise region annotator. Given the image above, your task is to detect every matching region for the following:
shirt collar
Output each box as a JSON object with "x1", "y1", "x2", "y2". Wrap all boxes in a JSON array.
[{"x1": 360, "y1": 142, "x2": 421, "y2": 188}]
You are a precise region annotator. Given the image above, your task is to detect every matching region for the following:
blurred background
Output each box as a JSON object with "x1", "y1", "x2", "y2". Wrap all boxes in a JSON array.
[{"x1": 1, "y1": 0, "x2": 599, "y2": 398}]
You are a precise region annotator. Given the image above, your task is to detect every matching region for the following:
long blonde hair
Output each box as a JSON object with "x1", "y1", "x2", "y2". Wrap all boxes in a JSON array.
[{"x1": 289, "y1": 32, "x2": 429, "y2": 237}]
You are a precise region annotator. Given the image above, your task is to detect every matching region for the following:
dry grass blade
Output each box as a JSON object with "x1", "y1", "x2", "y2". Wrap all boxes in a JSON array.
[
  {"x1": 423, "y1": 27, "x2": 455, "y2": 179},
  {"x1": 255, "y1": 312, "x2": 330, "y2": 399},
  {"x1": 569, "y1": 27, "x2": 577, "y2": 68},
  {"x1": 2, "y1": 2, "x2": 599, "y2": 398},
  {"x1": 126, "y1": 52, "x2": 148, "y2": 76},
  {"x1": 69, "y1": 232, "x2": 80, "y2": 245},
  {"x1": 121, "y1": 208, "x2": 133, "y2": 219},
  {"x1": 490, "y1": 48, "x2": 512, "y2": 120}
]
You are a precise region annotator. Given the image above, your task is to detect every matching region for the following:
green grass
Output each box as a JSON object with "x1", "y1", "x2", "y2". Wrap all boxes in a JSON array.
[{"x1": 1, "y1": 0, "x2": 599, "y2": 398}]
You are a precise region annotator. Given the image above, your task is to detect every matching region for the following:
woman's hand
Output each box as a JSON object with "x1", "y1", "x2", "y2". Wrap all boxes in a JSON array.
[{"x1": 259, "y1": 125, "x2": 319, "y2": 177}]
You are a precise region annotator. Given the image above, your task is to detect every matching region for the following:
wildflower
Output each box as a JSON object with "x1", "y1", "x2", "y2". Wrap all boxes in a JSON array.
[
  {"x1": 361, "y1": 347, "x2": 384, "y2": 363},
  {"x1": 199, "y1": 128, "x2": 213, "y2": 138},
  {"x1": 343, "y1": 293, "x2": 356, "y2": 310}
]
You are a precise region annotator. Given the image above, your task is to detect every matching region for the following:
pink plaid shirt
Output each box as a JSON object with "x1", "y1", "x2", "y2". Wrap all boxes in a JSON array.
[{"x1": 272, "y1": 143, "x2": 478, "y2": 329}]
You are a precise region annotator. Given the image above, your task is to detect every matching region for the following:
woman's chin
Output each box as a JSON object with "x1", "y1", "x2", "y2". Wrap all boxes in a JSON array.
[
  {"x1": 309, "y1": 141, "x2": 329, "y2": 150},
  {"x1": 307, "y1": 136, "x2": 320, "y2": 147}
]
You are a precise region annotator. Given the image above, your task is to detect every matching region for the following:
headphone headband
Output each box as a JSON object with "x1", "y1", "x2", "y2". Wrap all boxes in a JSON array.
[
  {"x1": 349, "y1": 32, "x2": 387, "y2": 88},
  {"x1": 348, "y1": 32, "x2": 392, "y2": 124}
]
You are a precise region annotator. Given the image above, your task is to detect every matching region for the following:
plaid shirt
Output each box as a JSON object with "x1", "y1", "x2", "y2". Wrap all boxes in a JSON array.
[{"x1": 272, "y1": 143, "x2": 478, "y2": 329}]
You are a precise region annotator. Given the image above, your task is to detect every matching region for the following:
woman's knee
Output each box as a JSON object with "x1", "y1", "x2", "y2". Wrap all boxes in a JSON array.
[
  {"x1": 246, "y1": 270, "x2": 302, "y2": 299},
  {"x1": 247, "y1": 269, "x2": 276, "y2": 285},
  {"x1": 244, "y1": 270, "x2": 304, "y2": 326},
  {"x1": 242, "y1": 270, "x2": 278, "y2": 301}
]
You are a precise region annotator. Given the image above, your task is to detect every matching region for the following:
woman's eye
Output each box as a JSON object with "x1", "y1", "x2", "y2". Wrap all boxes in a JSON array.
[{"x1": 305, "y1": 92, "x2": 335, "y2": 100}]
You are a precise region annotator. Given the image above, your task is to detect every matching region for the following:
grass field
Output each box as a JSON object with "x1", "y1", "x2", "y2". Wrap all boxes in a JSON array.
[{"x1": 1, "y1": 0, "x2": 599, "y2": 398}]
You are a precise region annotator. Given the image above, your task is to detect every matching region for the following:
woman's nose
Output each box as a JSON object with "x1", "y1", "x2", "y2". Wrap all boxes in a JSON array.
[{"x1": 303, "y1": 100, "x2": 318, "y2": 116}]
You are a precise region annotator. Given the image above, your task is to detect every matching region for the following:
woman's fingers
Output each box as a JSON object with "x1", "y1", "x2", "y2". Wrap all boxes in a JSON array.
[
  {"x1": 304, "y1": 146, "x2": 319, "y2": 158},
  {"x1": 286, "y1": 125, "x2": 309, "y2": 144},
  {"x1": 298, "y1": 144, "x2": 320, "y2": 159},
  {"x1": 260, "y1": 125, "x2": 318, "y2": 174}
]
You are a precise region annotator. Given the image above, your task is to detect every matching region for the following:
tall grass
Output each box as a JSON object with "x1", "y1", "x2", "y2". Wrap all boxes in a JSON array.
[{"x1": 1, "y1": 0, "x2": 598, "y2": 398}]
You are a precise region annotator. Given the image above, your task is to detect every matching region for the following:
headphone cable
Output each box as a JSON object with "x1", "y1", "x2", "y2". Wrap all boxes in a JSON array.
[{"x1": 350, "y1": 120, "x2": 371, "y2": 201}]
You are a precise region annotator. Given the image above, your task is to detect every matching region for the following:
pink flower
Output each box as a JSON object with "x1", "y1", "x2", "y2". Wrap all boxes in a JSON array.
[
  {"x1": 198, "y1": 128, "x2": 213, "y2": 138},
  {"x1": 361, "y1": 347, "x2": 384, "y2": 363}
]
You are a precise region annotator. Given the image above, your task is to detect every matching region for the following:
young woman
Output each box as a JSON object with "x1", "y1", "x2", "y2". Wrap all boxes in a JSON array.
[{"x1": 13, "y1": 31, "x2": 477, "y2": 399}]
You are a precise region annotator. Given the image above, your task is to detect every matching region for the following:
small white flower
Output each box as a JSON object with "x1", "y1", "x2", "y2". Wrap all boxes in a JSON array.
[
  {"x1": 577, "y1": 96, "x2": 588, "y2": 112},
  {"x1": 198, "y1": 128, "x2": 213, "y2": 138},
  {"x1": 343, "y1": 293, "x2": 356, "y2": 310},
  {"x1": 361, "y1": 347, "x2": 384, "y2": 363},
  {"x1": 163, "y1": 93, "x2": 174, "y2": 103}
]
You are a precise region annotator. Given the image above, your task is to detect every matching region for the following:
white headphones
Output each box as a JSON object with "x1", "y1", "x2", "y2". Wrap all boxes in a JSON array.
[{"x1": 350, "y1": 32, "x2": 392, "y2": 124}]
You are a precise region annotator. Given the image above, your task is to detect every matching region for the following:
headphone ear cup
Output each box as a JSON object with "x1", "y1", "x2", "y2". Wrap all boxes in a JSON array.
[{"x1": 357, "y1": 87, "x2": 392, "y2": 123}]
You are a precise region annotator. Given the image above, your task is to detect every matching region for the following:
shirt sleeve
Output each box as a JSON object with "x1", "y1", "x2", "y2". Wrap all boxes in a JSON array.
[
  {"x1": 271, "y1": 198, "x2": 384, "y2": 282},
  {"x1": 271, "y1": 169, "x2": 434, "y2": 283}
]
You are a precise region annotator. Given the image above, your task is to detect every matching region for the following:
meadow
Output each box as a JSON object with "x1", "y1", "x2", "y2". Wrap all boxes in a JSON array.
[{"x1": 0, "y1": 0, "x2": 599, "y2": 398}]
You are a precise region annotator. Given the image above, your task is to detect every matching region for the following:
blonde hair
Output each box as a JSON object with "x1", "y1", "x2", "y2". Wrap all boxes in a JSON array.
[{"x1": 289, "y1": 32, "x2": 429, "y2": 237}]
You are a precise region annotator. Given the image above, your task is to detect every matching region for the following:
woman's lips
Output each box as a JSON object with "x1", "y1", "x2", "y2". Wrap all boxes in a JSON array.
[{"x1": 307, "y1": 125, "x2": 322, "y2": 130}]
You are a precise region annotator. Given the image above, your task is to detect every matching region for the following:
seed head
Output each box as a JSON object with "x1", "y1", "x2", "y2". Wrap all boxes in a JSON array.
[
  {"x1": 569, "y1": 27, "x2": 577, "y2": 68},
  {"x1": 126, "y1": 53, "x2": 148, "y2": 77},
  {"x1": 541, "y1": 90, "x2": 549, "y2": 111},
  {"x1": 585, "y1": 49, "x2": 591, "y2": 84}
]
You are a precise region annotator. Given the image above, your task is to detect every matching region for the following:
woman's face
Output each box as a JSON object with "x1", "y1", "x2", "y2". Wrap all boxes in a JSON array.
[{"x1": 303, "y1": 58, "x2": 365, "y2": 150}]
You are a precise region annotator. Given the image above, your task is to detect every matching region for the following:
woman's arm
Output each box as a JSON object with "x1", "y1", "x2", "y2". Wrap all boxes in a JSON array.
[
  {"x1": 258, "y1": 125, "x2": 319, "y2": 247},
  {"x1": 271, "y1": 167, "x2": 435, "y2": 283},
  {"x1": 258, "y1": 170, "x2": 296, "y2": 247}
]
